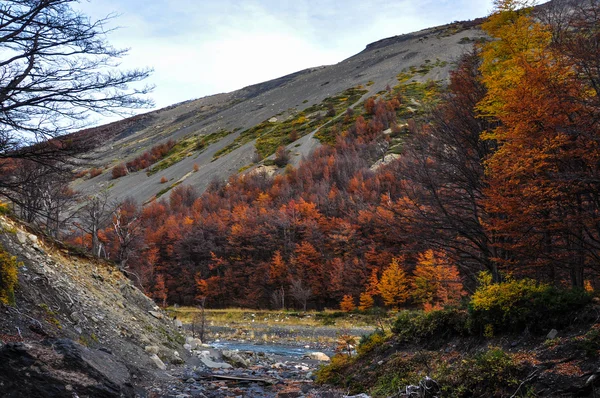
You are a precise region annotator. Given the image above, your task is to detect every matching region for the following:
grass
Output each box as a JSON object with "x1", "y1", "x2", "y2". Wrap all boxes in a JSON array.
[
  {"x1": 168, "y1": 307, "x2": 385, "y2": 329},
  {"x1": 147, "y1": 129, "x2": 233, "y2": 175},
  {"x1": 213, "y1": 86, "x2": 368, "y2": 160}
]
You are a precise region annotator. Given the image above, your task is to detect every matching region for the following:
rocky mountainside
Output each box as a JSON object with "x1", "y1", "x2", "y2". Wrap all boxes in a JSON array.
[
  {"x1": 71, "y1": 19, "x2": 485, "y2": 205},
  {"x1": 0, "y1": 215, "x2": 186, "y2": 395}
]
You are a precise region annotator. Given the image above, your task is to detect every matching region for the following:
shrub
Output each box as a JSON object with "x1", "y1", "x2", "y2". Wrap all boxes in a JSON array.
[
  {"x1": 469, "y1": 273, "x2": 592, "y2": 334},
  {"x1": 111, "y1": 163, "x2": 127, "y2": 179},
  {"x1": 357, "y1": 329, "x2": 387, "y2": 356},
  {"x1": 160, "y1": 176, "x2": 168, "y2": 184},
  {"x1": 435, "y1": 347, "x2": 522, "y2": 396},
  {"x1": 392, "y1": 308, "x2": 470, "y2": 343},
  {"x1": 89, "y1": 167, "x2": 103, "y2": 178},
  {"x1": 315, "y1": 354, "x2": 356, "y2": 386},
  {"x1": 273, "y1": 145, "x2": 290, "y2": 168},
  {"x1": 0, "y1": 244, "x2": 21, "y2": 305},
  {"x1": 576, "y1": 324, "x2": 600, "y2": 358}
]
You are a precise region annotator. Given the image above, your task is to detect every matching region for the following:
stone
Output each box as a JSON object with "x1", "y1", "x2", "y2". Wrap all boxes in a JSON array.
[
  {"x1": 150, "y1": 353, "x2": 167, "y2": 370},
  {"x1": 183, "y1": 343, "x2": 192, "y2": 351},
  {"x1": 197, "y1": 351, "x2": 232, "y2": 369},
  {"x1": 222, "y1": 350, "x2": 251, "y2": 368},
  {"x1": 145, "y1": 345, "x2": 160, "y2": 355},
  {"x1": 547, "y1": 329, "x2": 558, "y2": 339},
  {"x1": 174, "y1": 319, "x2": 183, "y2": 328},
  {"x1": 185, "y1": 337, "x2": 202, "y2": 350},
  {"x1": 70, "y1": 312, "x2": 85, "y2": 323},
  {"x1": 149, "y1": 310, "x2": 163, "y2": 319},
  {"x1": 304, "y1": 351, "x2": 330, "y2": 361},
  {"x1": 16, "y1": 231, "x2": 28, "y2": 244}
]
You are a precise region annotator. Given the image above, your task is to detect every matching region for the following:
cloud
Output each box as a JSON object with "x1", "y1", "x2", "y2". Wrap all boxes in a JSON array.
[{"x1": 76, "y1": 0, "x2": 496, "y2": 114}]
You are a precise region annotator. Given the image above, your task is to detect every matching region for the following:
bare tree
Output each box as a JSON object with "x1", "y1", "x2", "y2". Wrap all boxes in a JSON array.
[
  {"x1": 270, "y1": 286, "x2": 285, "y2": 310},
  {"x1": 111, "y1": 198, "x2": 142, "y2": 270},
  {"x1": 289, "y1": 279, "x2": 312, "y2": 312},
  {"x1": 74, "y1": 189, "x2": 112, "y2": 256},
  {"x1": 9, "y1": 160, "x2": 78, "y2": 237},
  {"x1": 0, "y1": 0, "x2": 153, "y2": 203},
  {"x1": 191, "y1": 297, "x2": 207, "y2": 342}
]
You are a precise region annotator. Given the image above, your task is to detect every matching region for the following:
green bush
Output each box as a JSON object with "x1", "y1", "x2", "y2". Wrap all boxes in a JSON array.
[
  {"x1": 314, "y1": 354, "x2": 356, "y2": 386},
  {"x1": 358, "y1": 329, "x2": 387, "y2": 355},
  {"x1": 392, "y1": 308, "x2": 470, "y2": 343},
  {"x1": 0, "y1": 243, "x2": 20, "y2": 305},
  {"x1": 469, "y1": 274, "x2": 592, "y2": 334},
  {"x1": 435, "y1": 347, "x2": 521, "y2": 397}
]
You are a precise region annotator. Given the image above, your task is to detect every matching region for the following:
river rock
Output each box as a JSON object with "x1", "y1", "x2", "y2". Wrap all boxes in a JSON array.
[
  {"x1": 304, "y1": 351, "x2": 330, "y2": 361},
  {"x1": 198, "y1": 350, "x2": 232, "y2": 369},
  {"x1": 222, "y1": 349, "x2": 251, "y2": 368},
  {"x1": 150, "y1": 353, "x2": 167, "y2": 370}
]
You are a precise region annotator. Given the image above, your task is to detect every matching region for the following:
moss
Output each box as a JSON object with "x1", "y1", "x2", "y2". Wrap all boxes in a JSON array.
[
  {"x1": 155, "y1": 181, "x2": 182, "y2": 199},
  {"x1": 0, "y1": 243, "x2": 21, "y2": 305},
  {"x1": 214, "y1": 86, "x2": 367, "y2": 160},
  {"x1": 148, "y1": 129, "x2": 233, "y2": 175}
]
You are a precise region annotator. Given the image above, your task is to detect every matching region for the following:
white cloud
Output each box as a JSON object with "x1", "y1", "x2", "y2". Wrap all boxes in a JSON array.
[{"x1": 75, "y1": 0, "x2": 496, "y2": 116}]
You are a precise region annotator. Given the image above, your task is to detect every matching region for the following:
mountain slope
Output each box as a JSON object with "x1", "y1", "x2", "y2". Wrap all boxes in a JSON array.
[
  {"x1": 0, "y1": 215, "x2": 185, "y2": 394},
  {"x1": 72, "y1": 19, "x2": 485, "y2": 205}
]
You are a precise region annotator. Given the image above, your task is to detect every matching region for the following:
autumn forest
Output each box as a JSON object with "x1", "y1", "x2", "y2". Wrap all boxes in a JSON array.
[{"x1": 64, "y1": 0, "x2": 600, "y2": 310}]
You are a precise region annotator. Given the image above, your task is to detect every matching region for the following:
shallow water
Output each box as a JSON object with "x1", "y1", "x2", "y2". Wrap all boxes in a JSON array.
[{"x1": 209, "y1": 341, "x2": 333, "y2": 357}]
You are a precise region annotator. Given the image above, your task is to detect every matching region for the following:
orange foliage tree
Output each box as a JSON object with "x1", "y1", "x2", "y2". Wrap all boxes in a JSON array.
[
  {"x1": 411, "y1": 250, "x2": 465, "y2": 311},
  {"x1": 378, "y1": 257, "x2": 409, "y2": 309}
]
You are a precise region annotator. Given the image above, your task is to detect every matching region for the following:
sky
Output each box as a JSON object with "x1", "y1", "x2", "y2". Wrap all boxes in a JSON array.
[{"x1": 77, "y1": 0, "x2": 496, "y2": 114}]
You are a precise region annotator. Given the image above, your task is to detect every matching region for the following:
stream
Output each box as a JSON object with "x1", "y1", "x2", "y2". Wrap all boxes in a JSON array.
[{"x1": 209, "y1": 340, "x2": 335, "y2": 358}]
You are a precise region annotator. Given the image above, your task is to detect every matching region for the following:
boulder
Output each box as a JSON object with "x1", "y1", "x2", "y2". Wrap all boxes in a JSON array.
[
  {"x1": 547, "y1": 329, "x2": 559, "y2": 339},
  {"x1": 150, "y1": 353, "x2": 167, "y2": 370},
  {"x1": 304, "y1": 351, "x2": 330, "y2": 361},
  {"x1": 197, "y1": 351, "x2": 232, "y2": 369},
  {"x1": 148, "y1": 310, "x2": 163, "y2": 319},
  {"x1": 222, "y1": 349, "x2": 251, "y2": 368},
  {"x1": 144, "y1": 345, "x2": 160, "y2": 355}
]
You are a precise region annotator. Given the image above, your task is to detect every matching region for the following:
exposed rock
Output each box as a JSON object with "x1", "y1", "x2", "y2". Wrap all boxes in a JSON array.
[
  {"x1": 0, "y1": 339, "x2": 136, "y2": 397},
  {"x1": 304, "y1": 351, "x2": 330, "y2": 361},
  {"x1": 150, "y1": 353, "x2": 167, "y2": 370},
  {"x1": 222, "y1": 349, "x2": 251, "y2": 368},
  {"x1": 185, "y1": 336, "x2": 202, "y2": 350},
  {"x1": 149, "y1": 310, "x2": 163, "y2": 319},
  {"x1": 145, "y1": 345, "x2": 160, "y2": 355},
  {"x1": 174, "y1": 319, "x2": 183, "y2": 328},
  {"x1": 197, "y1": 350, "x2": 232, "y2": 369},
  {"x1": 547, "y1": 329, "x2": 558, "y2": 339}
]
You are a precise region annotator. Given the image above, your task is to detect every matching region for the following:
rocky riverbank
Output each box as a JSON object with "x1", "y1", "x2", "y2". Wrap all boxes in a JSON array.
[{"x1": 144, "y1": 338, "x2": 340, "y2": 397}]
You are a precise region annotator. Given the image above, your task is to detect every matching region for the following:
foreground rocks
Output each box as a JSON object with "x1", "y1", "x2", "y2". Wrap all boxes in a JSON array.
[
  {"x1": 144, "y1": 341, "x2": 343, "y2": 397},
  {"x1": 0, "y1": 339, "x2": 139, "y2": 397}
]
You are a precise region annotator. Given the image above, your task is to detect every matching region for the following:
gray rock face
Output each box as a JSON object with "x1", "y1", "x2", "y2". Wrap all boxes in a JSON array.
[{"x1": 0, "y1": 339, "x2": 136, "y2": 397}]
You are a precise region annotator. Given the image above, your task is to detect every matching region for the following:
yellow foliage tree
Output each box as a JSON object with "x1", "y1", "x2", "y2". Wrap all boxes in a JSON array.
[
  {"x1": 340, "y1": 294, "x2": 355, "y2": 312},
  {"x1": 378, "y1": 257, "x2": 409, "y2": 309},
  {"x1": 411, "y1": 250, "x2": 465, "y2": 311},
  {"x1": 0, "y1": 244, "x2": 20, "y2": 305},
  {"x1": 365, "y1": 268, "x2": 379, "y2": 297},
  {"x1": 358, "y1": 292, "x2": 374, "y2": 311}
]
